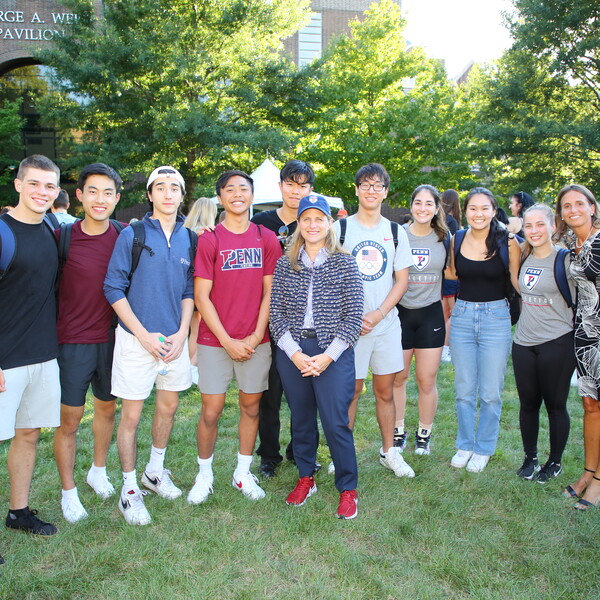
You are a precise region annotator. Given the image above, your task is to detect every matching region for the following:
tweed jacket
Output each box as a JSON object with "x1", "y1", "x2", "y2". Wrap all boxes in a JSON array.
[{"x1": 270, "y1": 251, "x2": 364, "y2": 351}]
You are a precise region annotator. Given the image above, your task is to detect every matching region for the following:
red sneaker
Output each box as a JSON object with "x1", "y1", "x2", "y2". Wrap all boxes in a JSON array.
[
  {"x1": 286, "y1": 476, "x2": 317, "y2": 506},
  {"x1": 337, "y1": 489, "x2": 358, "y2": 520}
]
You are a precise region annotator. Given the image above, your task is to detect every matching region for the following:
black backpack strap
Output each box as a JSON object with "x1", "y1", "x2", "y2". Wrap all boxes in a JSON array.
[
  {"x1": 129, "y1": 221, "x2": 153, "y2": 283},
  {"x1": 57, "y1": 222, "x2": 74, "y2": 271},
  {"x1": 110, "y1": 219, "x2": 126, "y2": 234},
  {"x1": 339, "y1": 218, "x2": 347, "y2": 246},
  {"x1": 187, "y1": 227, "x2": 198, "y2": 267},
  {"x1": 554, "y1": 248, "x2": 573, "y2": 308},
  {"x1": 0, "y1": 215, "x2": 16, "y2": 282},
  {"x1": 453, "y1": 229, "x2": 467, "y2": 261},
  {"x1": 45, "y1": 212, "x2": 60, "y2": 229},
  {"x1": 390, "y1": 221, "x2": 399, "y2": 250}
]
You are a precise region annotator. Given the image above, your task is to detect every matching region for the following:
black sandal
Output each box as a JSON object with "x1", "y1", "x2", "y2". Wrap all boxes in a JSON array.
[
  {"x1": 573, "y1": 476, "x2": 600, "y2": 510},
  {"x1": 563, "y1": 468, "x2": 596, "y2": 498}
]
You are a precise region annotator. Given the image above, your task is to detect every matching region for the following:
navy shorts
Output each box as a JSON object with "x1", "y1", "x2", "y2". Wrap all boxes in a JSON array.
[
  {"x1": 398, "y1": 301, "x2": 445, "y2": 350},
  {"x1": 58, "y1": 339, "x2": 116, "y2": 407}
]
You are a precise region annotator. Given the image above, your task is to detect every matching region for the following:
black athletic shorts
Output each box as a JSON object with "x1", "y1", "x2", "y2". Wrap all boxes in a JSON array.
[
  {"x1": 58, "y1": 339, "x2": 116, "y2": 406},
  {"x1": 398, "y1": 301, "x2": 445, "y2": 350}
]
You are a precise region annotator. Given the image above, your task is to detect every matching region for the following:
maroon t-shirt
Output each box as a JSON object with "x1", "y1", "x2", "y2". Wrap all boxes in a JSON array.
[
  {"x1": 194, "y1": 222, "x2": 281, "y2": 347},
  {"x1": 57, "y1": 221, "x2": 123, "y2": 344}
]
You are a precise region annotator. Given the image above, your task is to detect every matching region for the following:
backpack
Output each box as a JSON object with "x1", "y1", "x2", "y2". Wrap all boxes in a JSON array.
[
  {"x1": 517, "y1": 247, "x2": 573, "y2": 308},
  {"x1": 57, "y1": 219, "x2": 126, "y2": 270},
  {"x1": 129, "y1": 220, "x2": 198, "y2": 287},
  {"x1": 339, "y1": 218, "x2": 399, "y2": 249},
  {"x1": 0, "y1": 213, "x2": 58, "y2": 282}
]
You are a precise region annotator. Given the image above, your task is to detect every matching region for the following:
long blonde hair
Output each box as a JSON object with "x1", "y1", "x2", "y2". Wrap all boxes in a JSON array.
[
  {"x1": 184, "y1": 197, "x2": 217, "y2": 231},
  {"x1": 287, "y1": 217, "x2": 348, "y2": 271},
  {"x1": 521, "y1": 203, "x2": 555, "y2": 263},
  {"x1": 553, "y1": 184, "x2": 600, "y2": 242}
]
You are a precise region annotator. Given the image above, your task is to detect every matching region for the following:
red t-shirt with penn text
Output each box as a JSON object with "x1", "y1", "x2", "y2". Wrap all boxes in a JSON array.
[
  {"x1": 57, "y1": 221, "x2": 123, "y2": 344},
  {"x1": 194, "y1": 222, "x2": 281, "y2": 347}
]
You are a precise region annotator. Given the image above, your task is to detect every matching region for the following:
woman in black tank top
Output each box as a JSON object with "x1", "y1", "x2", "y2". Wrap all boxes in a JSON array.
[{"x1": 445, "y1": 188, "x2": 520, "y2": 473}]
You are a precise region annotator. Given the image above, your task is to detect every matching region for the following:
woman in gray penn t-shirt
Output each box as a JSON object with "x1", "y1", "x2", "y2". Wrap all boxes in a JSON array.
[{"x1": 513, "y1": 204, "x2": 576, "y2": 484}]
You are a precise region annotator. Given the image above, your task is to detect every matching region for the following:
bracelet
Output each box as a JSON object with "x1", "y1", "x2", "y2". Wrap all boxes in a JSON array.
[{"x1": 377, "y1": 307, "x2": 386, "y2": 318}]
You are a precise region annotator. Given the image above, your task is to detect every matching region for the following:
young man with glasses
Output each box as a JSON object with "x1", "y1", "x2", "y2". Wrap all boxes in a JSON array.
[
  {"x1": 251, "y1": 159, "x2": 316, "y2": 478},
  {"x1": 334, "y1": 163, "x2": 415, "y2": 478},
  {"x1": 104, "y1": 166, "x2": 195, "y2": 525}
]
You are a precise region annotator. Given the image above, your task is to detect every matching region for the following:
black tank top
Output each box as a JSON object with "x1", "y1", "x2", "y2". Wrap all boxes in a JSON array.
[{"x1": 456, "y1": 251, "x2": 506, "y2": 302}]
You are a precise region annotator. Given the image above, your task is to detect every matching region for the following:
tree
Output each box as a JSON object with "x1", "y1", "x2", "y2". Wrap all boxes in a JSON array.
[
  {"x1": 38, "y1": 0, "x2": 312, "y2": 206},
  {"x1": 0, "y1": 98, "x2": 24, "y2": 190},
  {"x1": 299, "y1": 0, "x2": 471, "y2": 205}
]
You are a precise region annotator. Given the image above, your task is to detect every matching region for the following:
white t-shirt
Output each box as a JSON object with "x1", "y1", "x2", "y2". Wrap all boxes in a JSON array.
[{"x1": 335, "y1": 215, "x2": 412, "y2": 335}]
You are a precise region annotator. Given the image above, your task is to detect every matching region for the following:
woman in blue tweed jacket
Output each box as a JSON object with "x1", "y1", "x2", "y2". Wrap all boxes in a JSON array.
[{"x1": 270, "y1": 194, "x2": 364, "y2": 520}]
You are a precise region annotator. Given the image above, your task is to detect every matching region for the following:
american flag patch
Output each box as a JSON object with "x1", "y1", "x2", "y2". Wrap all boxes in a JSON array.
[{"x1": 362, "y1": 248, "x2": 377, "y2": 261}]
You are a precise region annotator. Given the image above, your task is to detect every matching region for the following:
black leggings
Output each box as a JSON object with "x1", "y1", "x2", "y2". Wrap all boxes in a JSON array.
[{"x1": 512, "y1": 331, "x2": 576, "y2": 463}]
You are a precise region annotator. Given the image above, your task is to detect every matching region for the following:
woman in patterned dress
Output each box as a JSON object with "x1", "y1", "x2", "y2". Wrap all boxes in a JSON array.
[{"x1": 555, "y1": 184, "x2": 600, "y2": 509}]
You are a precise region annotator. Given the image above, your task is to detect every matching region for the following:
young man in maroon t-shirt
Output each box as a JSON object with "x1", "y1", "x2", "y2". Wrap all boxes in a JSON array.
[
  {"x1": 189, "y1": 170, "x2": 281, "y2": 505},
  {"x1": 53, "y1": 163, "x2": 123, "y2": 523}
]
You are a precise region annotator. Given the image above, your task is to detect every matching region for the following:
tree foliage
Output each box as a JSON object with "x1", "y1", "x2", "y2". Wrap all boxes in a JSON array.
[
  {"x1": 38, "y1": 0, "x2": 312, "y2": 205},
  {"x1": 299, "y1": 0, "x2": 470, "y2": 205},
  {"x1": 0, "y1": 97, "x2": 24, "y2": 189}
]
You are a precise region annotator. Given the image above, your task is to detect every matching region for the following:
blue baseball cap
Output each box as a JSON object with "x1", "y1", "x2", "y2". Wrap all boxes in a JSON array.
[{"x1": 297, "y1": 194, "x2": 331, "y2": 218}]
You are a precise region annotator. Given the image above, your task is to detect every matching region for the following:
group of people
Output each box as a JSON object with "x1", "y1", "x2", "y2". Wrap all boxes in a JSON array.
[{"x1": 1, "y1": 155, "x2": 599, "y2": 556}]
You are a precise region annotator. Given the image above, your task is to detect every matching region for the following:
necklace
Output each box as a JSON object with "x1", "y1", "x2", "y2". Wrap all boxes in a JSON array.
[{"x1": 575, "y1": 227, "x2": 596, "y2": 249}]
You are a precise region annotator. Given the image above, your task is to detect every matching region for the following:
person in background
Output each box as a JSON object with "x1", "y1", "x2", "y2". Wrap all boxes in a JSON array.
[
  {"x1": 392, "y1": 185, "x2": 449, "y2": 455},
  {"x1": 184, "y1": 197, "x2": 218, "y2": 380},
  {"x1": 51, "y1": 189, "x2": 78, "y2": 225},
  {"x1": 513, "y1": 204, "x2": 575, "y2": 483},
  {"x1": 507, "y1": 191, "x2": 534, "y2": 237},
  {"x1": 440, "y1": 189, "x2": 461, "y2": 363},
  {"x1": 270, "y1": 194, "x2": 363, "y2": 519},
  {"x1": 554, "y1": 184, "x2": 600, "y2": 510}
]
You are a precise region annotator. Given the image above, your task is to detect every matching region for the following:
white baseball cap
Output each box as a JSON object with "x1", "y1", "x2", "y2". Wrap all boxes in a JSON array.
[{"x1": 146, "y1": 166, "x2": 186, "y2": 193}]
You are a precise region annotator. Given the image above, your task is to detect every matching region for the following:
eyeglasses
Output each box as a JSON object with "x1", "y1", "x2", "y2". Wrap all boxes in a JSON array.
[{"x1": 358, "y1": 182, "x2": 386, "y2": 192}]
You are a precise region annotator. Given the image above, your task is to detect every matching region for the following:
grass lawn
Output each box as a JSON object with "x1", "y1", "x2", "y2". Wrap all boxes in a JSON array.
[{"x1": 1, "y1": 357, "x2": 598, "y2": 599}]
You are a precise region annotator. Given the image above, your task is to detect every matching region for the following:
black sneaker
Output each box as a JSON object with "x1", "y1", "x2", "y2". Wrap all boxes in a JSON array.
[
  {"x1": 259, "y1": 462, "x2": 278, "y2": 479},
  {"x1": 414, "y1": 431, "x2": 431, "y2": 455},
  {"x1": 516, "y1": 456, "x2": 540, "y2": 480},
  {"x1": 5, "y1": 508, "x2": 57, "y2": 536},
  {"x1": 535, "y1": 461, "x2": 562, "y2": 484},
  {"x1": 393, "y1": 429, "x2": 407, "y2": 451}
]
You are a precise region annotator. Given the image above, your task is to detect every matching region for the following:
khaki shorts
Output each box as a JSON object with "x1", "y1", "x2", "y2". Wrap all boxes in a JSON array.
[
  {"x1": 111, "y1": 326, "x2": 192, "y2": 400},
  {"x1": 354, "y1": 319, "x2": 404, "y2": 379},
  {"x1": 196, "y1": 342, "x2": 271, "y2": 394},
  {"x1": 0, "y1": 359, "x2": 61, "y2": 441}
]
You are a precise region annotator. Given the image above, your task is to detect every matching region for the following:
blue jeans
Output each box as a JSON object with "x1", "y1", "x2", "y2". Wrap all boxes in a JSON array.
[{"x1": 450, "y1": 299, "x2": 512, "y2": 456}]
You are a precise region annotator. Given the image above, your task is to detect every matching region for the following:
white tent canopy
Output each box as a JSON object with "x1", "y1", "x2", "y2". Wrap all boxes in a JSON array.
[{"x1": 211, "y1": 158, "x2": 344, "y2": 210}]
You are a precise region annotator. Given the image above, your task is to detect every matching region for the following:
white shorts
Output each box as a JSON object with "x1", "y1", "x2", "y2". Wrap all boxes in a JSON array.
[
  {"x1": 111, "y1": 326, "x2": 192, "y2": 400},
  {"x1": 0, "y1": 359, "x2": 61, "y2": 441},
  {"x1": 196, "y1": 342, "x2": 271, "y2": 395},
  {"x1": 354, "y1": 319, "x2": 404, "y2": 379}
]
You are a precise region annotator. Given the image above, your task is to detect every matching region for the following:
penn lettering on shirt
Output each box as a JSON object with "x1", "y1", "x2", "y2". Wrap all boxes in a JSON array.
[{"x1": 221, "y1": 247, "x2": 263, "y2": 270}]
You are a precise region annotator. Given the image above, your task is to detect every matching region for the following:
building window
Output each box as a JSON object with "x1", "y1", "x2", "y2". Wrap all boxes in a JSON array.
[{"x1": 298, "y1": 12, "x2": 322, "y2": 67}]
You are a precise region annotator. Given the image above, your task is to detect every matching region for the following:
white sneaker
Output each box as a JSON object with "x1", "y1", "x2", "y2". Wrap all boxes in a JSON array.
[
  {"x1": 466, "y1": 453, "x2": 490, "y2": 473},
  {"x1": 119, "y1": 489, "x2": 151, "y2": 525},
  {"x1": 232, "y1": 472, "x2": 266, "y2": 500},
  {"x1": 441, "y1": 346, "x2": 452, "y2": 363},
  {"x1": 187, "y1": 474, "x2": 214, "y2": 505},
  {"x1": 379, "y1": 447, "x2": 415, "y2": 478},
  {"x1": 61, "y1": 494, "x2": 88, "y2": 523},
  {"x1": 141, "y1": 469, "x2": 182, "y2": 500},
  {"x1": 86, "y1": 467, "x2": 115, "y2": 499},
  {"x1": 451, "y1": 449, "x2": 474, "y2": 468},
  {"x1": 327, "y1": 461, "x2": 336, "y2": 475}
]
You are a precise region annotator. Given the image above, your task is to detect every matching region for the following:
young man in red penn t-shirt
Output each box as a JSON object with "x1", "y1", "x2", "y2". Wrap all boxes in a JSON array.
[
  {"x1": 188, "y1": 170, "x2": 281, "y2": 505},
  {"x1": 53, "y1": 163, "x2": 122, "y2": 523}
]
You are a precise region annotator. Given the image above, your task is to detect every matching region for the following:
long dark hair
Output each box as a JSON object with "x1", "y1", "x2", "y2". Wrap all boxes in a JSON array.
[
  {"x1": 511, "y1": 191, "x2": 535, "y2": 217},
  {"x1": 464, "y1": 187, "x2": 508, "y2": 258},
  {"x1": 411, "y1": 184, "x2": 448, "y2": 242},
  {"x1": 441, "y1": 189, "x2": 461, "y2": 222}
]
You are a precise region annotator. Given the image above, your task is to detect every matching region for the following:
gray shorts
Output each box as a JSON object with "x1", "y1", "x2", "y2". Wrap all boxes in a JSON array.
[
  {"x1": 0, "y1": 359, "x2": 61, "y2": 441},
  {"x1": 354, "y1": 319, "x2": 404, "y2": 379},
  {"x1": 196, "y1": 342, "x2": 271, "y2": 394}
]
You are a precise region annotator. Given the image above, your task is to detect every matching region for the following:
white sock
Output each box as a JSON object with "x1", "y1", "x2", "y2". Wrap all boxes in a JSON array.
[
  {"x1": 234, "y1": 452, "x2": 253, "y2": 478},
  {"x1": 89, "y1": 464, "x2": 107, "y2": 477},
  {"x1": 61, "y1": 487, "x2": 79, "y2": 499},
  {"x1": 394, "y1": 420, "x2": 405, "y2": 435},
  {"x1": 147, "y1": 445, "x2": 166, "y2": 474},
  {"x1": 197, "y1": 455, "x2": 214, "y2": 479},
  {"x1": 122, "y1": 470, "x2": 138, "y2": 493},
  {"x1": 418, "y1": 423, "x2": 432, "y2": 438}
]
